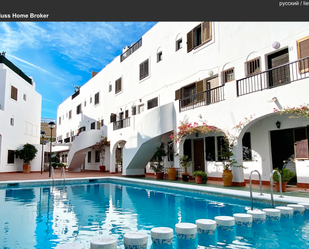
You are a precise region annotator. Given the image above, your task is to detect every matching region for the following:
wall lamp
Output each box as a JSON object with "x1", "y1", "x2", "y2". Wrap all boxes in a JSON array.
[{"x1": 276, "y1": 121, "x2": 281, "y2": 129}]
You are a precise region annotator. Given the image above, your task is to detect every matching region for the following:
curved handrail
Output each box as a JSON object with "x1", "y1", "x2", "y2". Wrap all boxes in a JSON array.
[
  {"x1": 270, "y1": 169, "x2": 283, "y2": 207},
  {"x1": 249, "y1": 170, "x2": 263, "y2": 210}
]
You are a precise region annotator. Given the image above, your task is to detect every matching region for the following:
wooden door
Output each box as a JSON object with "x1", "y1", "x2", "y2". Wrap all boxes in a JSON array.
[{"x1": 194, "y1": 139, "x2": 205, "y2": 171}]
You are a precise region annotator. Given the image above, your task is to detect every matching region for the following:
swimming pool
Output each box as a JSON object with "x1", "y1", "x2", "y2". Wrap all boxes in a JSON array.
[{"x1": 0, "y1": 177, "x2": 308, "y2": 248}]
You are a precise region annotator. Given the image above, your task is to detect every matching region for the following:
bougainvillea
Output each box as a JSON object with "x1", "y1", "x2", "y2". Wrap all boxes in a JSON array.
[{"x1": 274, "y1": 104, "x2": 309, "y2": 119}]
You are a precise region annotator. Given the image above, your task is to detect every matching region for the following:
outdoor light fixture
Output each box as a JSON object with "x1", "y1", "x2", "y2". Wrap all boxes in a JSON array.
[
  {"x1": 208, "y1": 70, "x2": 214, "y2": 76},
  {"x1": 276, "y1": 121, "x2": 281, "y2": 129},
  {"x1": 272, "y1": 41, "x2": 280, "y2": 49},
  {"x1": 40, "y1": 130, "x2": 46, "y2": 174},
  {"x1": 48, "y1": 121, "x2": 56, "y2": 177}
]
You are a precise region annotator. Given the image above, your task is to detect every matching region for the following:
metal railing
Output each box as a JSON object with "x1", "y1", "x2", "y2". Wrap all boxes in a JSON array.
[
  {"x1": 179, "y1": 85, "x2": 225, "y2": 112},
  {"x1": 113, "y1": 117, "x2": 131, "y2": 130},
  {"x1": 270, "y1": 169, "x2": 283, "y2": 207},
  {"x1": 120, "y1": 38, "x2": 142, "y2": 62},
  {"x1": 249, "y1": 170, "x2": 263, "y2": 211},
  {"x1": 237, "y1": 56, "x2": 309, "y2": 96}
]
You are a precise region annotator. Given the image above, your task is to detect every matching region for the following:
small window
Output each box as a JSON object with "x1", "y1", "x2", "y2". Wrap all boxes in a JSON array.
[
  {"x1": 90, "y1": 97, "x2": 92, "y2": 104},
  {"x1": 222, "y1": 68, "x2": 235, "y2": 84},
  {"x1": 157, "y1": 51, "x2": 162, "y2": 62},
  {"x1": 101, "y1": 119, "x2": 104, "y2": 126},
  {"x1": 87, "y1": 151, "x2": 91, "y2": 163},
  {"x1": 115, "y1": 78, "x2": 122, "y2": 94},
  {"x1": 138, "y1": 104, "x2": 144, "y2": 114},
  {"x1": 69, "y1": 110, "x2": 72, "y2": 119},
  {"x1": 176, "y1": 38, "x2": 182, "y2": 51},
  {"x1": 109, "y1": 83, "x2": 112, "y2": 92},
  {"x1": 7, "y1": 150, "x2": 15, "y2": 164},
  {"x1": 76, "y1": 104, "x2": 82, "y2": 114},
  {"x1": 140, "y1": 59, "x2": 149, "y2": 80},
  {"x1": 95, "y1": 151, "x2": 100, "y2": 163},
  {"x1": 91, "y1": 122, "x2": 95, "y2": 130},
  {"x1": 84, "y1": 100, "x2": 86, "y2": 107},
  {"x1": 10, "y1": 118, "x2": 14, "y2": 126},
  {"x1": 187, "y1": 22, "x2": 212, "y2": 52},
  {"x1": 23, "y1": 94, "x2": 26, "y2": 101},
  {"x1": 147, "y1": 97, "x2": 158, "y2": 110},
  {"x1": 245, "y1": 57, "x2": 261, "y2": 76},
  {"x1": 242, "y1": 132, "x2": 252, "y2": 160},
  {"x1": 11, "y1": 86, "x2": 18, "y2": 101},
  {"x1": 59, "y1": 117, "x2": 61, "y2": 125},
  {"x1": 95, "y1": 92, "x2": 99, "y2": 105}
]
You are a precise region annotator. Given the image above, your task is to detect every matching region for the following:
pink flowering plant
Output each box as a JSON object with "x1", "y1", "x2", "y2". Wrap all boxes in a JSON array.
[
  {"x1": 93, "y1": 136, "x2": 110, "y2": 165},
  {"x1": 169, "y1": 116, "x2": 220, "y2": 143},
  {"x1": 274, "y1": 104, "x2": 309, "y2": 119}
]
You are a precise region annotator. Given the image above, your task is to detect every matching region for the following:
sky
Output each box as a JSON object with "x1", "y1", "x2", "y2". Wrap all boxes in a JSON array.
[{"x1": 0, "y1": 22, "x2": 157, "y2": 120}]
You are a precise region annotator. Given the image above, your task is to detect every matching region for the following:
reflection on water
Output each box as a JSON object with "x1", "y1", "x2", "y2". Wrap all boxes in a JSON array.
[{"x1": 0, "y1": 182, "x2": 309, "y2": 248}]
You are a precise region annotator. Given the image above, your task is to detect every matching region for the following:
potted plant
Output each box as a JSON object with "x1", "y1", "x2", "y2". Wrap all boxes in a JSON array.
[
  {"x1": 150, "y1": 147, "x2": 167, "y2": 179},
  {"x1": 218, "y1": 136, "x2": 244, "y2": 187},
  {"x1": 94, "y1": 136, "x2": 110, "y2": 172},
  {"x1": 15, "y1": 143, "x2": 38, "y2": 173},
  {"x1": 179, "y1": 155, "x2": 192, "y2": 182},
  {"x1": 193, "y1": 171, "x2": 208, "y2": 184},
  {"x1": 273, "y1": 168, "x2": 295, "y2": 192}
]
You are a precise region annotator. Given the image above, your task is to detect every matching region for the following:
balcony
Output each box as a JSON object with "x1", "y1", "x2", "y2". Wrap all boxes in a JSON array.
[
  {"x1": 113, "y1": 117, "x2": 131, "y2": 130},
  {"x1": 179, "y1": 85, "x2": 225, "y2": 112},
  {"x1": 237, "y1": 56, "x2": 309, "y2": 97},
  {"x1": 120, "y1": 38, "x2": 142, "y2": 62}
]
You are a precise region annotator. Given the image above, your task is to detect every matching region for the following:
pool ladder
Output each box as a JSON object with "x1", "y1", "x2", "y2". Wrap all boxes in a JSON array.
[
  {"x1": 249, "y1": 169, "x2": 283, "y2": 210},
  {"x1": 51, "y1": 167, "x2": 66, "y2": 183}
]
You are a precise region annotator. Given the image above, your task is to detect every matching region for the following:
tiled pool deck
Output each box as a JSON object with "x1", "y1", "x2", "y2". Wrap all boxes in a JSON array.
[{"x1": 0, "y1": 170, "x2": 308, "y2": 202}]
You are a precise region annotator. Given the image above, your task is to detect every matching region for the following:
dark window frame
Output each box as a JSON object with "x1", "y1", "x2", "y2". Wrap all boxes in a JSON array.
[
  {"x1": 140, "y1": 59, "x2": 149, "y2": 80},
  {"x1": 11, "y1": 85, "x2": 18, "y2": 101},
  {"x1": 7, "y1": 150, "x2": 15, "y2": 164},
  {"x1": 147, "y1": 97, "x2": 158, "y2": 110},
  {"x1": 115, "y1": 78, "x2": 122, "y2": 94},
  {"x1": 94, "y1": 92, "x2": 100, "y2": 105}
]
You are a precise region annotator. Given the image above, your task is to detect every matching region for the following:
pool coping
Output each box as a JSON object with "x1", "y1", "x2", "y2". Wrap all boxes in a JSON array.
[{"x1": 1, "y1": 176, "x2": 308, "y2": 205}]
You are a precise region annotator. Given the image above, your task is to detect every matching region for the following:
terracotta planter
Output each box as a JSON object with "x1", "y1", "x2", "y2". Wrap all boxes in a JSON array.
[
  {"x1": 99, "y1": 165, "x2": 106, "y2": 172},
  {"x1": 156, "y1": 172, "x2": 164, "y2": 179},
  {"x1": 182, "y1": 173, "x2": 190, "y2": 182},
  {"x1": 23, "y1": 163, "x2": 31, "y2": 173},
  {"x1": 168, "y1": 168, "x2": 177, "y2": 181},
  {"x1": 275, "y1": 182, "x2": 287, "y2": 192},
  {"x1": 222, "y1": 169, "x2": 233, "y2": 186},
  {"x1": 195, "y1": 175, "x2": 203, "y2": 184}
]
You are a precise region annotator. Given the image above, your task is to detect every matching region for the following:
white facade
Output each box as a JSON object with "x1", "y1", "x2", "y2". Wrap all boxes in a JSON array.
[
  {"x1": 0, "y1": 55, "x2": 42, "y2": 172},
  {"x1": 57, "y1": 22, "x2": 309, "y2": 187}
]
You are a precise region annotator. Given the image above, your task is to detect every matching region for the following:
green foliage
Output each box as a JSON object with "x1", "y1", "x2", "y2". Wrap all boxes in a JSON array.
[
  {"x1": 192, "y1": 170, "x2": 208, "y2": 184},
  {"x1": 150, "y1": 147, "x2": 167, "y2": 173},
  {"x1": 179, "y1": 155, "x2": 192, "y2": 173},
  {"x1": 15, "y1": 143, "x2": 38, "y2": 165},
  {"x1": 273, "y1": 168, "x2": 295, "y2": 183}
]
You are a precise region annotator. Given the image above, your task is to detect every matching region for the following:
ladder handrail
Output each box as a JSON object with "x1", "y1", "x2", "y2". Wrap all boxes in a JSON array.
[
  {"x1": 60, "y1": 166, "x2": 65, "y2": 182},
  {"x1": 249, "y1": 170, "x2": 263, "y2": 211},
  {"x1": 51, "y1": 167, "x2": 54, "y2": 182},
  {"x1": 270, "y1": 169, "x2": 283, "y2": 207}
]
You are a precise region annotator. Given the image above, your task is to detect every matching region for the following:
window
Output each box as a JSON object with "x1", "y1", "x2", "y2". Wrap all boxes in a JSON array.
[
  {"x1": 245, "y1": 57, "x2": 261, "y2": 76},
  {"x1": 125, "y1": 110, "x2": 129, "y2": 118},
  {"x1": 59, "y1": 117, "x2": 61, "y2": 125},
  {"x1": 176, "y1": 38, "x2": 182, "y2": 51},
  {"x1": 95, "y1": 151, "x2": 100, "y2": 163},
  {"x1": 91, "y1": 122, "x2": 95, "y2": 130},
  {"x1": 297, "y1": 36, "x2": 309, "y2": 73},
  {"x1": 140, "y1": 59, "x2": 149, "y2": 80},
  {"x1": 157, "y1": 51, "x2": 162, "y2": 62},
  {"x1": 87, "y1": 151, "x2": 91, "y2": 163},
  {"x1": 175, "y1": 80, "x2": 206, "y2": 105},
  {"x1": 115, "y1": 78, "x2": 122, "y2": 94},
  {"x1": 205, "y1": 137, "x2": 215, "y2": 161},
  {"x1": 23, "y1": 94, "x2": 26, "y2": 101},
  {"x1": 10, "y1": 118, "x2": 14, "y2": 126},
  {"x1": 217, "y1": 136, "x2": 228, "y2": 161},
  {"x1": 110, "y1": 113, "x2": 117, "y2": 123},
  {"x1": 97, "y1": 120, "x2": 101, "y2": 130},
  {"x1": 132, "y1": 106, "x2": 137, "y2": 116},
  {"x1": 7, "y1": 150, "x2": 15, "y2": 164},
  {"x1": 84, "y1": 100, "x2": 86, "y2": 107},
  {"x1": 147, "y1": 97, "x2": 158, "y2": 110},
  {"x1": 95, "y1": 92, "x2": 99, "y2": 105},
  {"x1": 11, "y1": 85, "x2": 18, "y2": 101},
  {"x1": 187, "y1": 22, "x2": 212, "y2": 52},
  {"x1": 90, "y1": 96, "x2": 92, "y2": 104},
  {"x1": 222, "y1": 68, "x2": 235, "y2": 84},
  {"x1": 76, "y1": 104, "x2": 82, "y2": 114},
  {"x1": 101, "y1": 119, "x2": 104, "y2": 126},
  {"x1": 167, "y1": 141, "x2": 174, "y2": 161},
  {"x1": 109, "y1": 83, "x2": 112, "y2": 92},
  {"x1": 242, "y1": 132, "x2": 252, "y2": 160},
  {"x1": 69, "y1": 110, "x2": 72, "y2": 119}
]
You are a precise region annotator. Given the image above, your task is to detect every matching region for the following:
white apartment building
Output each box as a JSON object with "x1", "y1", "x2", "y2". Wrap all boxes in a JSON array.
[
  {"x1": 57, "y1": 22, "x2": 309, "y2": 188},
  {"x1": 0, "y1": 54, "x2": 42, "y2": 172}
]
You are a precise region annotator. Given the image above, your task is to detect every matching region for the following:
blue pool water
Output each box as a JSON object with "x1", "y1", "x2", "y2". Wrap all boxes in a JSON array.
[{"x1": 0, "y1": 180, "x2": 309, "y2": 248}]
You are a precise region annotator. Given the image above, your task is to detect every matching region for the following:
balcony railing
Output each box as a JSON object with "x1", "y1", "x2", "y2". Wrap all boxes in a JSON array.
[
  {"x1": 120, "y1": 38, "x2": 142, "y2": 62},
  {"x1": 237, "y1": 56, "x2": 309, "y2": 97},
  {"x1": 179, "y1": 85, "x2": 225, "y2": 112},
  {"x1": 113, "y1": 117, "x2": 131, "y2": 130}
]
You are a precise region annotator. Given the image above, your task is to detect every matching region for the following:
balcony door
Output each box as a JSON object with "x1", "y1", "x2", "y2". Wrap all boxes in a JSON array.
[
  {"x1": 267, "y1": 48, "x2": 290, "y2": 87},
  {"x1": 194, "y1": 139, "x2": 205, "y2": 172}
]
